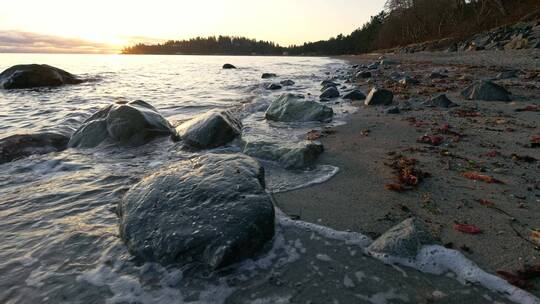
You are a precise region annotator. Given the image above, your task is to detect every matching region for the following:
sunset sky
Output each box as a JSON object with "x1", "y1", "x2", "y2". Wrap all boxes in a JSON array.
[{"x1": 0, "y1": 0, "x2": 386, "y2": 53}]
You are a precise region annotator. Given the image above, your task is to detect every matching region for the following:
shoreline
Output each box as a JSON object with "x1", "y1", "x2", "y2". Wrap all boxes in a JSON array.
[{"x1": 273, "y1": 50, "x2": 540, "y2": 292}]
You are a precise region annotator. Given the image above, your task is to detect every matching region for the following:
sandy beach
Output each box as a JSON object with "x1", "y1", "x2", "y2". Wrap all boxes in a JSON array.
[{"x1": 274, "y1": 50, "x2": 540, "y2": 291}]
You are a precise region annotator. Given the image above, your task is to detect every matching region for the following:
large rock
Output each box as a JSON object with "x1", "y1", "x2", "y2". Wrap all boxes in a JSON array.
[
  {"x1": 176, "y1": 110, "x2": 241, "y2": 149},
  {"x1": 365, "y1": 88, "x2": 394, "y2": 106},
  {"x1": 68, "y1": 100, "x2": 174, "y2": 148},
  {"x1": 243, "y1": 139, "x2": 323, "y2": 169},
  {"x1": 461, "y1": 80, "x2": 511, "y2": 101},
  {"x1": 0, "y1": 64, "x2": 83, "y2": 89},
  {"x1": 367, "y1": 218, "x2": 435, "y2": 259},
  {"x1": 320, "y1": 86, "x2": 340, "y2": 99},
  {"x1": 222, "y1": 64, "x2": 236, "y2": 69},
  {"x1": 0, "y1": 132, "x2": 69, "y2": 164},
  {"x1": 343, "y1": 89, "x2": 366, "y2": 101},
  {"x1": 265, "y1": 93, "x2": 333, "y2": 122},
  {"x1": 118, "y1": 153, "x2": 275, "y2": 269}
]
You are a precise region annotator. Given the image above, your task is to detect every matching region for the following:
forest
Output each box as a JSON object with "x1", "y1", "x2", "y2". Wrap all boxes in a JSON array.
[{"x1": 122, "y1": 0, "x2": 539, "y2": 56}]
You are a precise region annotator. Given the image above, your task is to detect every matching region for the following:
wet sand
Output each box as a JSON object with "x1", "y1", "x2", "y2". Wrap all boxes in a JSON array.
[{"x1": 273, "y1": 50, "x2": 540, "y2": 291}]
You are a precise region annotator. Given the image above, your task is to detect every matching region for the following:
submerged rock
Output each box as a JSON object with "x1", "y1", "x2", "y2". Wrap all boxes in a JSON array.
[
  {"x1": 265, "y1": 93, "x2": 333, "y2": 122},
  {"x1": 461, "y1": 80, "x2": 511, "y2": 101},
  {"x1": 367, "y1": 217, "x2": 435, "y2": 259},
  {"x1": 0, "y1": 64, "x2": 83, "y2": 89},
  {"x1": 264, "y1": 83, "x2": 282, "y2": 90},
  {"x1": 280, "y1": 79, "x2": 295, "y2": 86},
  {"x1": 222, "y1": 63, "x2": 236, "y2": 69},
  {"x1": 321, "y1": 80, "x2": 338, "y2": 87},
  {"x1": 365, "y1": 88, "x2": 394, "y2": 106},
  {"x1": 118, "y1": 153, "x2": 275, "y2": 269},
  {"x1": 423, "y1": 94, "x2": 458, "y2": 108},
  {"x1": 243, "y1": 139, "x2": 323, "y2": 169},
  {"x1": 0, "y1": 132, "x2": 69, "y2": 164},
  {"x1": 176, "y1": 110, "x2": 242, "y2": 149},
  {"x1": 68, "y1": 100, "x2": 174, "y2": 148},
  {"x1": 343, "y1": 89, "x2": 366, "y2": 101},
  {"x1": 261, "y1": 73, "x2": 277, "y2": 79},
  {"x1": 320, "y1": 86, "x2": 340, "y2": 99}
]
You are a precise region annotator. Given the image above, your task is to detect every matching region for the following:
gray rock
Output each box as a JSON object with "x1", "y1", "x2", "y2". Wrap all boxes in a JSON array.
[
  {"x1": 262, "y1": 73, "x2": 277, "y2": 79},
  {"x1": 461, "y1": 80, "x2": 511, "y2": 101},
  {"x1": 343, "y1": 89, "x2": 366, "y2": 101},
  {"x1": 423, "y1": 94, "x2": 458, "y2": 108},
  {"x1": 0, "y1": 64, "x2": 83, "y2": 89},
  {"x1": 355, "y1": 71, "x2": 372, "y2": 78},
  {"x1": 321, "y1": 80, "x2": 338, "y2": 87},
  {"x1": 118, "y1": 153, "x2": 275, "y2": 269},
  {"x1": 264, "y1": 83, "x2": 282, "y2": 90},
  {"x1": 367, "y1": 62, "x2": 380, "y2": 70},
  {"x1": 243, "y1": 139, "x2": 323, "y2": 169},
  {"x1": 320, "y1": 86, "x2": 340, "y2": 99},
  {"x1": 429, "y1": 72, "x2": 448, "y2": 79},
  {"x1": 222, "y1": 64, "x2": 236, "y2": 69},
  {"x1": 176, "y1": 110, "x2": 241, "y2": 149},
  {"x1": 280, "y1": 79, "x2": 295, "y2": 86},
  {"x1": 68, "y1": 100, "x2": 174, "y2": 148},
  {"x1": 0, "y1": 132, "x2": 69, "y2": 164},
  {"x1": 367, "y1": 218, "x2": 435, "y2": 259},
  {"x1": 265, "y1": 94, "x2": 333, "y2": 122},
  {"x1": 365, "y1": 88, "x2": 394, "y2": 106}
]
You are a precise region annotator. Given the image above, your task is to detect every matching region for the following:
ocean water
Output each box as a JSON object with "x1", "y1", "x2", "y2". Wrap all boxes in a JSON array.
[{"x1": 0, "y1": 54, "x2": 534, "y2": 304}]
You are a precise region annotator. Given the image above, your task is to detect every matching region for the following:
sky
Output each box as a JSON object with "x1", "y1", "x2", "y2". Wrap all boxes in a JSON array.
[{"x1": 0, "y1": 0, "x2": 386, "y2": 53}]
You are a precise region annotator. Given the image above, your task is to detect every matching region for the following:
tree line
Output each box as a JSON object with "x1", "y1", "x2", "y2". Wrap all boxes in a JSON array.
[{"x1": 122, "y1": 0, "x2": 539, "y2": 56}]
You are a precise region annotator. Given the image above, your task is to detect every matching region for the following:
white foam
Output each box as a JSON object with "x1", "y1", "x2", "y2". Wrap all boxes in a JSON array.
[{"x1": 370, "y1": 245, "x2": 540, "y2": 304}]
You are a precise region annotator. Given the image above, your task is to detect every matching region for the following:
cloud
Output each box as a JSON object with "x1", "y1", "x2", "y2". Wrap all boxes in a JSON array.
[{"x1": 0, "y1": 31, "x2": 118, "y2": 54}]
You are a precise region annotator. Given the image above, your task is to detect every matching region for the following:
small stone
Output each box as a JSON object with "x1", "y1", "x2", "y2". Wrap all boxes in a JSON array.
[
  {"x1": 280, "y1": 79, "x2": 295, "y2": 86},
  {"x1": 222, "y1": 63, "x2": 236, "y2": 69},
  {"x1": 343, "y1": 90, "x2": 366, "y2": 101},
  {"x1": 262, "y1": 73, "x2": 277, "y2": 79}
]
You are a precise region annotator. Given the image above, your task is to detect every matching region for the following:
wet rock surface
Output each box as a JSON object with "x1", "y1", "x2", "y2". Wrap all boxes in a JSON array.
[
  {"x1": 343, "y1": 89, "x2": 366, "y2": 101},
  {"x1": 68, "y1": 100, "x2": 174, "y2": 148},
  {"x1": 261, "y1": 73, "x2": 277, "y2": 79},
  {"x1": 118, "y1": 153, "x2": 275, "y2": 269},
  {"x1": 0, "y1": 64, "x2": 83, "y2": 89},
  {"x1": 320, "y1": 86, "x2": 340, "y2": 99},
  {"x1": 242, "y1": 139, "x2": 324, "y2": 169},
  {"x1": 176, "y1": 110, "x2": 242, "y2": 149},
  {"x1": 222, "y1": 63, "x2": 236, "y2": 69},
  {"x1": 0, "y1": 132, "x2": 69, "y2": 164},
  {"x1": 423, "y1": 94, "x2": 459, "y2": 108},
  {"x1": 365, "y1": 88, "x2": 394, "y2": 106},
  {"x1": 265, "y1": 93, "x2": 334, "y2": 122}
]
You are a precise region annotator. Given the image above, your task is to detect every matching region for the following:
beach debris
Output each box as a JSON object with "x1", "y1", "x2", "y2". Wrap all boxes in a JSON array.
[
  {"x1": 511, "y1": 154, "x2": 537, "y2": 163},
  {"x1": 361, "y1": 129, "x2": 370, "y2": 137},
  {"x1": 461, "y1": 171, "x2": 504, "y2": 184},
  {"x1": 497, "y1": 264, "x2": 540, "y2": 290},
  {"x1": 461, "y1": 80, "x2": 511, "y2": 101},
  {"x1": 454, "y1": 223, "x2": 482, "y2": 235},
  {"x1": 417, "y1": 135, "x2": 444, "y2": 146},
  {"x1": 385, "y1": 155, "x2": 430, "y2": 192},
  {"x1": 515, "y1": 105, "x2": 539, "y2": 112},
  {"x1": 365, "y1": 88, "x2": 394, "y2": 106}
]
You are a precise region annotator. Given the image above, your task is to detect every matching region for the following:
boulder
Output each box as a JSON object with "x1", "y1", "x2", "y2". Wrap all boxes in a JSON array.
[
  {"x1": 0, "y1": 64, "x2": 83, "y2": 89},
  {"x1": 176, "y1": 110, "x2": 242, "y2": 149},
  {"x1": 261, "y1": 73, "x2": 277, "y2": 79},
  {"x1": 222, "y1": 64, "x2": 236, "y2": 69},
  {"x1": 367, "y1": 218, "x2": 435, "y2": 259},
  {"x1": 264, "y1": 83, "x2": 282, "y2": 90},
  {"x1": 343, "y1": 89, "x2": 366, "y2": 101},
  {"x1": 0, "y1": 132, "x2": 69, "y2": 164},
  {"x1": 461, "y1": 81, "x2": 511, "y2": 101},
  {"x1": 118, "y1": 153, "x2": 275, "y2": 269},
  {"x1": 265, "y1": 93, "x2": 333, "y2": 122},
  {"x1": 423, "y1": 94, "x2": 458, "y2": 108},
  {"x1": 365, "y1": 88, "x2": 394, "y2": 106},
  {"x1": 68, "y1": 100, "x2": 174, "y2": 148},
  {"x1": 355, "y1": 71, "x2": 372, "y2": 78},
  {"x1": 280, "y1": 79, "x2": 295, "y2": 86},
  {"x1": 320, "y1": 86, "x2": 340, "y2": 99},
  {"x1": 242, "y1": 139, "x2": 323, "y2": 169}
]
